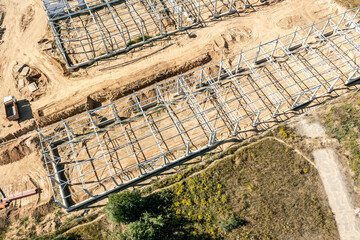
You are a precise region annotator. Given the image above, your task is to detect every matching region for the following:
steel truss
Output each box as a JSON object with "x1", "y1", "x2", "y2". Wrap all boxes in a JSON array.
[
  {"x1": 38, "y1": 8, "x2": 360, "y2": 211},
  {"x1": 42, "y1": 0, "x2": 267, "y2": 70}
]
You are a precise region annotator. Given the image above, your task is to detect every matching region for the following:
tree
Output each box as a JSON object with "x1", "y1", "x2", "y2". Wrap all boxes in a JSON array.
[
  {"x1": 122, "y1": 212, "x2": 166, "y2": 240},
  {"x1": 105, "y1": 190, "x2": 145, "y2": 224}
]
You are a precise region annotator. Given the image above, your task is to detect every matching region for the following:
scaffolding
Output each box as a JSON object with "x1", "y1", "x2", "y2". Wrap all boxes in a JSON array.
[
  {"x1": 38, "y1": 7, "x2": 360, "y2": 211},
  {"x1": 42, "y1": 0, "x2": 266, "y2": 70}
]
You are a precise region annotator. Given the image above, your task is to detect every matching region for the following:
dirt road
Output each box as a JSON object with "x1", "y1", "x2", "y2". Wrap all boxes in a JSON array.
[
  {"x1": 314, "y1": 149, "x2": 360, "y2": 240},
  {"x1": 296, "y1": 118, "x2": 360, "y2": 239}
]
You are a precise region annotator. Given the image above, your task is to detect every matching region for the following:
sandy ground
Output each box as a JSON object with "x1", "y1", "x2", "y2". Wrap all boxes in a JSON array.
[
  {"x1": 0, "y1": 135, "x2": 52, "y2": 229},
  {"x1": 0, "y1": 0, "x2": 344, "y2": 130},
  {"x1": 296, "y1": 117, "x2": 360, "y2": 239}
]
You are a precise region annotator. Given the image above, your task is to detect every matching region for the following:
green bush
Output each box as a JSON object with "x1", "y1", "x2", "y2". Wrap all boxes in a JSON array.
[
  {"x1": 105, "y1": 190, "x2": 145, "y2": 224},
  {"x1": 120, "y1": 212, "x2": 166, "y2": 240},
  {"x1": 220, "y1": 215, "x2": 247, "y2": 234}
]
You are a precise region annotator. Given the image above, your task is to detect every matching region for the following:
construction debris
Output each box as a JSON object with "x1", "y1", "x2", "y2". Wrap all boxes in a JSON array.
[
  {"x1": 18, "y1": 77, "x2": 26, "y2": 89},
  {"x1": 0, "y1": 188, "x2": 38, "y2": 210},
  {"x1": 20, "y1": 66, "x2": 30, "y2": 76},
  {"x1": 13, "y1": 63, "x2": 26, "y2": 73},
  {"x1": 28, "y1": 82, "x2": 38, "y2": 92}
]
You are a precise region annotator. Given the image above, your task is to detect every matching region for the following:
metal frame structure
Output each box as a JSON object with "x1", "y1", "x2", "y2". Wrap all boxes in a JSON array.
[
  {"x1": 38, "y1": 8, "x2": 360, "y2": 211},
  {"x1": 42, "y1": 0, "x2": 266, "y2": 70}
]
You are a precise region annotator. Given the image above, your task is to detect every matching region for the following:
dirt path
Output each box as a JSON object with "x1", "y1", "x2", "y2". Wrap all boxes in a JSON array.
[
  {"x1": 314, "y1": 149, "x2": 360, "y2": 240},
  {"x1": 296, "y1": 118, "x2": 360, "y2": 240}
]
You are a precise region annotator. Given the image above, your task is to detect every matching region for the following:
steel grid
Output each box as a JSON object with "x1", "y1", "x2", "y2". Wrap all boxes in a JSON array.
[
  {"x1": 42, "y1": 0, "x2": 267, "y2": 70},
  {"x1": 38, "y1": 8, "x2": 360, "y2": 211}
]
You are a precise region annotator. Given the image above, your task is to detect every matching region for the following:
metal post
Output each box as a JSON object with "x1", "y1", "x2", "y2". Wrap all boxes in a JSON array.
[
  {"x1": 229, "y1": 0, "x2": 234, "y2": 13},
  {"x1": 133, "y1": 92, "x2": 167, "y2": 165},
  {"x1": 233, "y1": 121, "x2": 239, "y2": 135},
  {"x1": 272, "y1": 102, "x2": 281, "y2": 118},
  {"x1": 186, "y1": 142, "x2": 190, "y2": 155},
  {"x1": 180, "y1": 7, "x2": 183, "y2": 30},
  {"x1": 62, "y1": 120, "x2": 93, "y2": 197},
  {"x1": 321, "y1": 19, "x2": 331, "y2": 36},
  {"x1": 218, "y1": 57, "x2": 223, "y2": 81},
  {"x1": 235, "y1": 51, "x2": 243, "y2": 73},
  {"x1": 311, "y1": 85, "x2": 321, "y2": 100},
  {"x1": 270, "y1": 37, "x2": 279, "y2": 58},
  {"x1": 199, "y1": 65, "x2": 204, "y2": 87},
  {"x1": 213, "y1": 0, "x2": 218, "y2": 17},
  {"x1": 254, "y1": 43, "x2": 262, "y2": 64},
  {"x1": 252, "y1": 111, "x2": 260, "y2": 127},
  {"x1": 327, "y1": 76, "x2": 341, "y2": 93},
  {"x1": 288, "y1": 28, "x2": 298, "y2": 50},
  {"x1": 244, "y1": 0, "x2": 250, "y2": 8},
  {"x1": 303, "y1": 23, "x2": 314, "y2": 44},
  {"x1": 291, "y1": 94, "x2": 302, "y2": 109},
  {"x1": 87, "y1": 109, "x2": 119, "y2": 186},
  {"x1": 197, "y1": 0, "x2": 201, "y2": 23}
]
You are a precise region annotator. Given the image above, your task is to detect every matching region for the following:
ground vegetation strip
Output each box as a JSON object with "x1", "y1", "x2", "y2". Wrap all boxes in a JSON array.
[{"x1": 323, "y1": 92, "x2": 360, "y2": 185}]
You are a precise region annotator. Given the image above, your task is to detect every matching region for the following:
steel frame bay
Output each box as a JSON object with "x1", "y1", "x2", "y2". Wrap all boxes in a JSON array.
[{"x1": 42, "y1": 0, "x2": 265, "y2": 70}]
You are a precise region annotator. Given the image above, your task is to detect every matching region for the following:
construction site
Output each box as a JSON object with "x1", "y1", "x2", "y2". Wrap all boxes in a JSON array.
[
  {"x1": 43, "y1": 0, "x2": 262, "y2": 69},
  {"x1": 1, "y1": 0, "x2": 360, "y2": 238}
]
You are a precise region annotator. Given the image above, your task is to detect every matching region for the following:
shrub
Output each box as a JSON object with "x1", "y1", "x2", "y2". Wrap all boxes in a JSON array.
[
  {"x1": 105, "y1": 190, "x2": 145, "y2": 224},
  {"x1": 220, "y1": 215, "x2": 247, "y2": 234},
  {"x1": 121, "y1": 212, "x2": 166, "y2": 240}
]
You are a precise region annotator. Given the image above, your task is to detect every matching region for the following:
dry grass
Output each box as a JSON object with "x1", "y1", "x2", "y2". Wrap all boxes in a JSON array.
[
  {"x1": 335, "y1": 0, "x2": 360, "y2": 8},
  {"x1": 166, "y1": 138, "x2": 338, "y2": 239},
  {"x1": 323, "y1": 92, "x2": 360, "y2": 185}
]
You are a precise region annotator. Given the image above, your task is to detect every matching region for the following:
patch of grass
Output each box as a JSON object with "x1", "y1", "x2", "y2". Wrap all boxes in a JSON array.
[
  {"x1": 0, "y1": 228, "x2": 6, "y2": 240},
  {"x1": 33, "y1": 214, "x2": 44, "y2": 225},
  {"x1": 37, "y1": 214, "x2": 99, "y2": 240},
  {"x1": 162, "y1": 139, "x2": 337, "y2": 239},
  {"x1": 277, "y1": 124, "x2": 296, "y2": 139},
  {"x1": 20, "y1": 217, "x2": 29, "y2": 226},
  {"x1": 54, "y1": 210, "x2": 64, "y2": 217},
  {"x1": 324, "y1": 97, "x2": 360, "y2": 184},
  {"x1": 59, "y1": 217, "x2": 107, "y2": 240},
  {"x1": 127, "y1": 35, "x2": 151, "y2": 46},
  {"x1": 220, "y1": 215, "x2": 247, "y2": 234}
]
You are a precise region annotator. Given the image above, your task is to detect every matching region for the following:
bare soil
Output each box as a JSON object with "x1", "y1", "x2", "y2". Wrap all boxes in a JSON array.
[{"x1": 0, "y1": 0, "x2": 344, "y2": 130}]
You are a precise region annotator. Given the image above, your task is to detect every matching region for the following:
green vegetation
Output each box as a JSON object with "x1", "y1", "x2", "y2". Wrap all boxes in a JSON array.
[
  {"x1": 20, "y1": 217, "x2": 29, "y2": 227},
  {"x1": 56, "y1": 217, "x2": 106, "y2": 240},
  {"x1": 324, "y1": 95, "x2": 360, "y2": 185},
  {"x1": 37, "y1": 213, "x2": 100, "y2": 240},
  {"x1": 104, "y1": 139, "x2": 337, "y2": 239},
  {"x1": 127, "y1": 35, "x2": 151, "y2": 46},
  {"x1": 0, "y1": 229, "x2": 6, "y2": 240},
  {"x1": 105, "y1": 190, "x2": 145, "y2": 224},
  {"x1": 113, "y1": 213, "x2": 167, "y2": 240}
]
